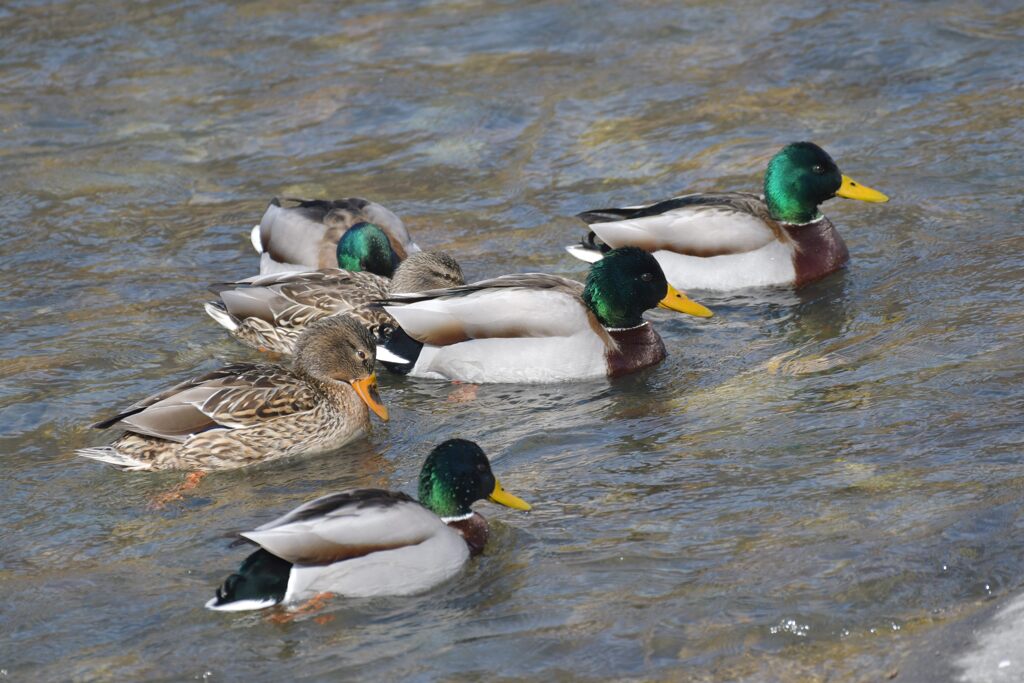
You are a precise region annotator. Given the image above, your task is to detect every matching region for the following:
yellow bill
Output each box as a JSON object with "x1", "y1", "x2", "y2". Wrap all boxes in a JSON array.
[
  {"x1": 837, "y1": 175, "x2": 889, "y2": 203},
  {"x1": 350, "y1": 373, "x2": 389, "y2": 421},
  {"x1": 489, "y1": 478, "x2": 532, "y2": 511},
  {"x1": 659, "y1": 284, "x2": 713, "y2": 318}
]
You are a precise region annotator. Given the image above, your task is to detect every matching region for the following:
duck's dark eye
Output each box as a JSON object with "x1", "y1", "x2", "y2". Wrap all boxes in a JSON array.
[
  {"x1": 357, "y1": 350, "x2": 368, "y2": 360},
  {"x1": 476, "y1": 463, "x2": 487, "y2": 472},
  {"x1": 640, "y1": 272, "x2": 653, "y2": 282},
  {"x1": 811, "y1": 164, "x2": 825, "y2": 174}
]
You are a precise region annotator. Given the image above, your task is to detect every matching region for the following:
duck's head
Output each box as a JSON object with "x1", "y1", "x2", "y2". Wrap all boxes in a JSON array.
[
  {"x1": 418, "y1": 439, "x2": 531, "y2": 520},
  {"x1": 389, "y1": 251, "x2": 465, "y2": 294},
  {"x1": 336, "y1": 222, "x2": 401, "y2": 277},
  {"x1": 763, "y1": 142, "x2": 889, "y2": 224},
  {"x1": 582, "y1": 247, "x2": 712, "y2": 328},
  {"x1": 292, "y1": 315, "x2": 389, "y2": 421}
]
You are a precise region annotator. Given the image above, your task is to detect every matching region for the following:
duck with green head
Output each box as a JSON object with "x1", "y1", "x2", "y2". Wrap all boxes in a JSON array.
[
  {"x1": 252, "y1": 197, "x2": 421, "y2": 275},
  {"x1": 206, "y1": 224, "x2": 465, "y2": 355},
  {"x1": 375, "y1": 247, "x2": 712, "y2": 383},
  {"x1": 566, "y1": 142, "x2": 889, "y2": 290},
  {"x1": 206, "y1": 438, "x2": 531, "y2": 611}
]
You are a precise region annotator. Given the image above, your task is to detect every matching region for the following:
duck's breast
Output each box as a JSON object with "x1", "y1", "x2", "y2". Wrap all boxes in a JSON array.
[
  {"x1": 605, "y1": 323, "x2": 667, "y2": 377},
  {"x1": 785, "y1": 218, "x2": 849, "y2": 287}
]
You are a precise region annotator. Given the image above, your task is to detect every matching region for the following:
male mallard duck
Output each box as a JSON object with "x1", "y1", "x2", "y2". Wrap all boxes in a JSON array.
[
  {"x1": 565, "y1": 142, "x2": 889, "y2": 290},
  {"x1": 252, "y1": 197, "x2": 421, "y2": 275},
  {"x1": 205, "y1": 438, "x2": 531, "y2": 611},
  {"x1": 376, "y1": 247, "x2": 712, "y2": 383},
  {"x1": 204, "y1": 251, "x2": 465, "y2": 355},
  {"x1": 76, "y1": 316, "x2": 389, "y2": 471}
]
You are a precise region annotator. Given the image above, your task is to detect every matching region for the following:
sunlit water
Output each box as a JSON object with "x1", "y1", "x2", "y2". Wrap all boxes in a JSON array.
[{"x1": 1, "y1": 0, "x2": 1022, "y2": 680}]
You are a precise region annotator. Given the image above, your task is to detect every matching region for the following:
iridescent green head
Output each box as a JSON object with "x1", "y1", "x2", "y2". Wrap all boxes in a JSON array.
[
  {"x1": 418, "y1": 439, "x2": 531, "y2": 519},
  {"x1": 583, "y1": 247, "x2": 712, "y2": 328},
  {"x1": 764, "y1": 142, "x2": 889, "y2": 224},
  {"x1": 336, "y1": 222, "x2": 400, "y2": 276}
]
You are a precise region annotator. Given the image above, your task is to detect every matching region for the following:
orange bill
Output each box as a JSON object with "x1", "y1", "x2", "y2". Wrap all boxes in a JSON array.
[{"x1": 350, "y1": 374, "x2": 389, "y2": 421}]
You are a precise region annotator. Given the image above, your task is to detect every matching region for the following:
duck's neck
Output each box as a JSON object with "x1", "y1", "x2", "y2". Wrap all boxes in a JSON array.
[
  {"x1": 445, "y1": 512, "x2": 489, "y2": 556},
  {"x1": 764, "y1": 172, "x2": 822, "y2": 224},
  {"x1": 583, "y1": 286, "x2": 645, "y2": 329}
]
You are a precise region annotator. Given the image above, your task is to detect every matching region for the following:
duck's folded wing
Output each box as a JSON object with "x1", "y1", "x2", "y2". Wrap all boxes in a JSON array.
[
  {"x1": 580, "y1": 192, "x2": 778, "y2": 257},
  {"x1": 255, "y1": 199, "x2": 329, "y2": 268},
  {"x1": 211, "y1": 269, "x2": 390, "y2": 326},
  {"x1": 243, "y1": 490, "x2": 446, "y2": 564},
  {"x1": 91, "y1": 364, "x2": 318, "y2": 441},
  {"x1": 383, "y1": 274, "x2": 593, "y2": 345}
]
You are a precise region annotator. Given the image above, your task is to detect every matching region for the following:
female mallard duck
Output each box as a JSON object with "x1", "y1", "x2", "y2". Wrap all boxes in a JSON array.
[
  {"x1": 377, "y1": 247, "x2": 712, "y2": 383},
  {"x1": 204, "y1": 251, "x2": 465, "y2": 355},
  {"x1": 252, "y1": 197, "x2": 421, "y2": 275},
  {"x1": 205, "y1": 438, "x2": 531, "y2": 611},
  {"x1": 565, "y1": 142, "x2": 889, "y2": 290},
  {"x1": 75, "y1": 316, "x2": 389, "y2": 471}
]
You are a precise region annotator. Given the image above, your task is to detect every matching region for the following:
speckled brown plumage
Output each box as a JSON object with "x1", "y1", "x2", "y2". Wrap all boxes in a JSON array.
[
  {"x1": 78, "y1": 316, "x2": 382, "y2": 471},
  {"x1": 206, "y1": 252, "x2": 464, "y2": 354}
]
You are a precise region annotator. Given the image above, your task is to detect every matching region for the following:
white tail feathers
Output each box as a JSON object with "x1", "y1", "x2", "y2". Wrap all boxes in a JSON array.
[
  {"x1": 250, "y1": 224, "x2": 263, "y2": 253},
  {"x1": 376, "y1": 346, "x2": 410, "y2": 364},
  {"x1": 204, "y1": 302, "x2": 239, "y2": 332},
  {"x1": 564, "y1": 244, "x2": 604, "y2": 264},
  {"x1": 75, "y1": 447, "x2": 151, "y2": 471}
]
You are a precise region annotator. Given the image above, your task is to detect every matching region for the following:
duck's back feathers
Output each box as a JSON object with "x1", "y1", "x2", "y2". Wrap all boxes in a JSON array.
[
  {"x1": 243, "y1": 490, "x2": 452, "y2": 565},
  {"x1": 579, "y1": 192, "x2": 779, "y2": 258},
  {"x1": 211, "y1": 269, "x2": 390, "y2": 326},
  {"x1": 255, "y1": 197, "x2": 419, "y2": 273},
  {"x1": 90, "y1": 363, "x2": 318, "y2": 443},
  {"x1": 384, "y1": 274, "x2": 594, "y2": 346},
  {"x1": 205, "y1": 269, "x2": 393, "y2": 353},
  {"x1": 381, "y1": 275, "x2": 615, "y2": 383}
]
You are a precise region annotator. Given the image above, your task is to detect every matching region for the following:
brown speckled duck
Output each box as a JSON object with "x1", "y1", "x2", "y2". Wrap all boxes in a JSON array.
[
  {"x1": 76, "y1": 316, "x2": 389, "y2": 471},
  {"x1": 204, "y1": 251, "x2": 465, "y2": 355}
]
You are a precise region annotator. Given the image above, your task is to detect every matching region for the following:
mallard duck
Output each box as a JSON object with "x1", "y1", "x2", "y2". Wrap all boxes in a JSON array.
[
  {"x1": 204, "y1": 251, "x2": 465, "y2": 355},
  {"x1": 565, "y1": 142, "x2": 889, "y2": 290},
  {"x1": 75, "y1": 316, "x2": 389, "y2": 471},
  {"x1": 205, "y1": 438, "x2": 531, "y2": 611},
  {"x1": 376, "y1": 247, "x2": 712, "y2": 383},
  {"x1": 252, "y1": 197, "x2": 421, "y2": 275}
]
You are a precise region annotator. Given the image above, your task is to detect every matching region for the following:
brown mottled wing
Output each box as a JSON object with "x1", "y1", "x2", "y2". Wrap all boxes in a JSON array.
[
  {"x1": 242, "y1": 489, "x2": 447, "y2": 564},
  {"x1": 212, "y1": 269, "x2": 391, "y2": 329},
  {"x1": 91, "y1": 363, "x2": 318, "y2": 442}
]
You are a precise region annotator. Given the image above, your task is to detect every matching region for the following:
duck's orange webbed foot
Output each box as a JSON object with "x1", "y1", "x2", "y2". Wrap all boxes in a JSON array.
[
  {"x1": 448, "y1": 382, "x2": 479, "y2": 403},
  {"x1": 147, "y1": 470, "x2": 207, "y2": 510},
  {"x1": 265, "y1": 592, "x2": 337, "y2": 624}
]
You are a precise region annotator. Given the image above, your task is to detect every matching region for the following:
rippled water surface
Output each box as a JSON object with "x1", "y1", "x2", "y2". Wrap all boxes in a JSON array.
[{"x1": 2, "y1": 0, "x2": 1023, "y2": 680}]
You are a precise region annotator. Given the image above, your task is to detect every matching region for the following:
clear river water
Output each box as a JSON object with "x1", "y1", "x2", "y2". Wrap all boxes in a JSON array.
[{"x1": 1, "y1": 0, "x2": 1022, "y2": 680}]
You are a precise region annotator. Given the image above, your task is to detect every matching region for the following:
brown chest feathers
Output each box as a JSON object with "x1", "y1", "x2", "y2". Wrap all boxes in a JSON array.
[
  {"x1": 447, "y1": 512, "x2": 490, "y2": 556},
  {"x1": 784, "y1": 218, "x2": 850, "y2": 287},
  {"x1": 605, "y1": 323, "x2": 667, "y2": 378}
]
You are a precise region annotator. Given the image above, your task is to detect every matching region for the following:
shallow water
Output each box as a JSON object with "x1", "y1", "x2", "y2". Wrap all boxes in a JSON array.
[{"x1": 2, "y1": 0, "x2": 1023, "y2": 680}]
